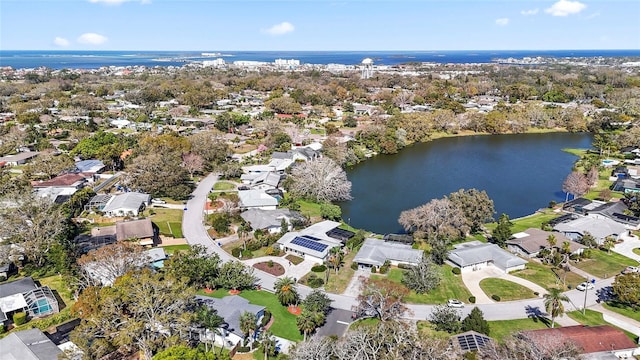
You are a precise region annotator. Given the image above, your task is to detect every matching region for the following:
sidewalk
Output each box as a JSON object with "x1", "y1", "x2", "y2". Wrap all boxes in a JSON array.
[{"x1": 592, "y1": 303, "x2": 640, "y2": 337}]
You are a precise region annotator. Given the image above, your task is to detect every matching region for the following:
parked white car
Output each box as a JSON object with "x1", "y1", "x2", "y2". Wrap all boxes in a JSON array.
[
  {"x1": 621, "y1": 266, "x2": 639, "y2": 274},
  {"x1": 576, "y1": 282, "x2": 595, "y2": 291},
  {"x1": 447, "y1": 299, "x2": 465, "y2": 308},
  {"x1": 151, "y1": 198, "x2": 166, "y2": 204}
]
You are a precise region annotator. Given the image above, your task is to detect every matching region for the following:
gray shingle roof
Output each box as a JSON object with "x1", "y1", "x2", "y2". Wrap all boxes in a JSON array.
[
  {"x1": 0, "y1": 277, "x2": 37, "y2": 298},
  {"x1": 553, "y1": 216, "x2": 627, "y2": 242},
  {"x1": 353, "y1": 239, "x2": 423, "y2": 267},
  {"x1": 102, "y1": 192, "x2": 150, "y2": 214},
  {"x1": 196, "y1": 295, "x2": 264, "y2": 337},
  {"x1": 240, "y1": 209, "x2": 303, "y2": 230},
  {"x1": 448, "y1": 243, "x2": 527, "y2": 270},
  {"x1": 0, "y1": 328, "x2": 62, "y2": 360}
]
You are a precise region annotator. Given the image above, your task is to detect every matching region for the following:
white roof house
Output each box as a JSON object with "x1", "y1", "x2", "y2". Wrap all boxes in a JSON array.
[
  {"x1": 353, "y1": 238, "x2": 423, "y2": 268},
  {"x1": 240, "y1": 208, "x2": 304, "y2": 234},
  {"x1": 276, "y1": 220, "x2": 343, "y2": 263},
  {"x1": 448, "y1": 242, "x2": 527, "y2": 273},
  {"x1": 238, "y1": 190, "x2": 278, "y2": 210},
  {"x1": 102, "y1": 192, "x2": 150, "y2": 217},
  {"x1": 75, "y1": 159, "x2": 105, "y2": 173},
  {"x1": 553, "y1": 216, "x2": 628, "y2": 244}
]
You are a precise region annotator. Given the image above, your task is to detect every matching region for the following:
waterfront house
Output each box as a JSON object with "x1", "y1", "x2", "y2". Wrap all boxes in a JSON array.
[
  {"x1": 353, "y1": 238, "x2": 423, "y2": 269},
  {"x1": 552, "y1": 216, "x2": 628, "y2": 245},
  {"x1": 448, "y1": 242, "x2": 527, "y2": 273},
  {"x1": 276, "y1": 220, "x2": 344, "y2": 264},
  {"x1": 238, "y1": 189, "x2": 279, "y2": 210},
  {"x1": 507, "y1": 228, "x2": 585, "y2": 258}
]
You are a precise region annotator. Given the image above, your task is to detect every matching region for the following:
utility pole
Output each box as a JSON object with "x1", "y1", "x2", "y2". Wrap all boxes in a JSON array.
[{"x1": 583, "y1": 278, "x2": 596, "y2": 315}]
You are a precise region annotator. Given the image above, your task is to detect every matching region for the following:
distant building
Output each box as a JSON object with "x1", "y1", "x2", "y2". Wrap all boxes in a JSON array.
[{"x1": 0, "y1": 328, "x2": 62, "y2": 360}]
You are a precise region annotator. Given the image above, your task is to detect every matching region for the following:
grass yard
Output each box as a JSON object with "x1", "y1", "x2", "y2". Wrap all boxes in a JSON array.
[
  {"x1": 511, "y1": 261, "x2": 585, "y2": 291},
  {"x1": 295, "y1": 199, "x2": 322, "y2": 219},
  {"x1": 325, "y1": 251, "x2": 357, "y2": 294},
  {"x1": 198, "y1": 289, "x2": 303, "y2": 341},
  {"x1": 479, "y1": 278, "x2": 537, "y2": 301},
  {"x1": 573, "y1": 249, "x2": 637, "y2": 279},
  {"x1": 633, "y1": 248, "x2": 640, "y2": 256},
  {"x1": 484, "y1": 209, "x2": 559, "y2": 234},
  {"x1": 568, "y1": 309, "x2": 639, "y2": 343},
  {"x1": 489, "y1": 318, "x2": 554, "y2": 342},
  {"x1": 213, "y1": 181, "x2": 237, "y2": 191},
  {"x1": 146, "y1": 208, "x2": 183, "y2": 237},
  {"x1": 160, "y1": 244, "x2": 191, "y2": 254},
  {"x1": 603, "y1": 302, "x2": 640, "y2": 322},
  {"x1": 285, "y1": 254, "x2": 304, "y2": 265},
  {"x1": 372, "y1": 265, "x2": 473, "y2": 304}
]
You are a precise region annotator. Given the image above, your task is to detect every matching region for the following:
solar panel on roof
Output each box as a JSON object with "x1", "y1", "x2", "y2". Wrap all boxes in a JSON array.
[
  {"x1": 291, "y1": 237, "x2": 328, "y2": 252},
  {"x1": 302, "y1": 235, "x2": 321, "y2": 241},
  {"x1": 456, "y1": 333, "x2": 491, "y2": 351}
]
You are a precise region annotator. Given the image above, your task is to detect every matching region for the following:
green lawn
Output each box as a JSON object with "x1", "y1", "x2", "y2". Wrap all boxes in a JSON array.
[
  {"x1": 511, "y1": 261, "x2": 585, "y2": 291},
  {"x1": 372, "y1": 265, "x2": 473, "y2": 304},
  {"x1": 633, "y1": 248, "x2": 640, "y2": 256},
  {"x1": 169, "y1": 222, "x2": 183, "y2": 238},
  {"x1": 479, "y1": 278, "x2": 537, "y2": 301},
  {"x1": 603, "y1": 302, "x2": 640, "y2": 322},
  {"x1": 146, "y1": 208, "x2": 183, "y2": 237},
  {"x1": 568, "y1": 309, "x2": 639, "y2": 343},
  {"x1": 198, "y1": 289, "x2": 303, "y2": 341},
  {"x1": 285, "y1": 254, "x2": 304, "y2": 265},
  {"x1": 295, "y1": 199, "x2": 322, "y2": 219},
  {"x1": 484, "y1": 209, "x2": 559, "y2": 234},
  {"x1": 302, "y1": 251, "x2": 357, "y2": 294},
  {"x1": 573, "y1": 249, "x2": 637, "y2": 279},
  {"x1": 160, "y1": 244, "x2": 191, "y2": 254},
  {"x1": 488, "y1": 318, "x2": 554, "y2": 342},
  {"x1": 213, "y1": 181, "x2": 237, "y2": 191}
]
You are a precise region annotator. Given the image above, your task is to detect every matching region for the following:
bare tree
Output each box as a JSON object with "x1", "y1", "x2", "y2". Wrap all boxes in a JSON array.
[
  {"x1": 401, "y1": 256, "x2": 441, "y2": 294},
  {"x1": 289, "y1": 335, "x2": 335, "y2": 360},
  {"x1": 586, "y1": 166, "x2": 599, "y2": 188},
  {"x1": 398, "y1": 197, "x2": 469, "y2": 240},
  {"x1": 479, "y1": 332, "x2": 582, "y2": 360},
  {"x1": 562, "y1": 171, "x2": 589, "y2": 201},
  {"x1": 355, "y1": 278, "x2": 410, "y2": 321},
  {"x1": 181, "y1": 152, "x2": 204, "y2": 178},
  {"x1": 77, "y1": 242, "x2": 150, "y2": 287},
  {"x1": 289, "y1": 157, "x2": 352, "y2": 202}
]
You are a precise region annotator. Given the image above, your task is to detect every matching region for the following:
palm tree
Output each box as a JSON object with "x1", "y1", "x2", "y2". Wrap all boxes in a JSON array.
[
  {"x1": 327, "y1": 247, "x2": 343, "y2": 274},
  {"x1": 238, "y1": 223, "x2": 252, "y2": 251},
  {"x1": 296, "y1": 310, "x2": 321, "y2": 341},
  {"x1": 603, "y1": 236, "x2": 616, "y2": 254},
  {"x1": 239, "y1": 311, "x2": 258, "y2": 348},
  {"x1": 196, "y1": 306, "x2": 224, "y2": 353},
  {"x1": 259, "y1": 330, "x2": 277, "y2": 360},
  {"x1": 543, "y1": 288, "x2": 570, "y2": 328},
  {"x1": 274, "y1": 277, "x2": 299, "y2": 306}
]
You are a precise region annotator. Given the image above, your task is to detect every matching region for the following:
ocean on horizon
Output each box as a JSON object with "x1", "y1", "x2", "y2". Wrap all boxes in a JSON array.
[{"x1": 1, "y1": 49, "x2": 639, "y2": 70}]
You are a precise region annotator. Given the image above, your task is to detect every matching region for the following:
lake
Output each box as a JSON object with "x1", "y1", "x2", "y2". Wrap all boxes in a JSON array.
[{"x1": 340, "y1": 132, "x2": 593, "y2": 234}]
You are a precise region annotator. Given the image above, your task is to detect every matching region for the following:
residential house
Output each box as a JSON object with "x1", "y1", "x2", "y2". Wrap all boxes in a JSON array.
[
  {"x1": 0, "y1": 152, "x2": 39, "y2": 166},
  {"x1": 32, "y1": 173, "x2": 86, "y2": 194},
  {"x1": 240, "y1": 208, "x2": 305, "y2": 234},
  {"x1": 448, "y1": 242, "x2": 527, "y2": 273},
  {"x1": 612, "y1": 178, "x2": 640, "y2": 193},
  {"x1": 238, "y1": 189, "x2": 279, "y2": 210},
  {"x1": 521, "y1": 325, "x2": 640, "y2": 359},
  {"x1": 0, "y1": 328, "x2": 63, "y2": 360},
  {"x1": 451, "y1": 330, "x2": 494, "y2": 353},
  {"x1": 115, "y1": 218, "x2": 158, "y2": 246},
  {"x1": 277, "y1": 220, "x2": 344, "y2": 263},
  {"x1": 586, "y1": 201, "x2": 640, "y2": 229},
  {"x1": 507, "y1": 228, "x2": 585, "y2": 258},
  {"x1": 74, "y1": 159, "x2": 105, "y2": 174},
  {"x1": 552, "y1": 216, "x2": 628, "y2": 245},
  {"x1": 100, "y1": 192, "x2": 151, "y2": 217},
  {"x1": 353, "y1": 238, "x2": 423, "y2": 269},
  {"x1": 0, "y1": 277, "x2": 59, "y2": 326},
  {"x1": 195, "y1": 295, "x2": 265, "y2": 348}
]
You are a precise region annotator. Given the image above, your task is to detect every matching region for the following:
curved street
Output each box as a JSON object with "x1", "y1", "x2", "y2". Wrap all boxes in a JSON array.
[{"x1": 183, "y1": 174, "x2": 636, "y2": 334}]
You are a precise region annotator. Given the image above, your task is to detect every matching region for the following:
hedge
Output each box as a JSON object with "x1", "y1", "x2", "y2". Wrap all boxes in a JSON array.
[
  {"x1": 468, "y1": 296, "x2": 476, "y2": 304},
  {"x1": 13, "y1": 311, "x2": 27, "y2": 325},
  {"x1": 311, "y1": 265, "x2": 327, "y2": 273},
  {"x1": 491, "y1": 294, "x2": 501, "y2": 302},
  {"x1": 350, "y1": 262, "x2": 358, "y2": 270},
  {"x1": 452, "y1": 267, "x2": 461, "y2": 275},
  {"x1": 261, "y1": 310, "x2": 272, "y2": 327}
]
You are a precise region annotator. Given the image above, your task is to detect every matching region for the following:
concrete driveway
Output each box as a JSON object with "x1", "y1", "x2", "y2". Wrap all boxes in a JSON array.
[
  {"x1": 461, "y1": 266, "x2": 548, "y2": 304},
  {"x1": 242, "y1": 256, "x2": 316, "y2": 280},
  {"x1": 613, "y1": 233, "x2": 640, "y2": 262}
]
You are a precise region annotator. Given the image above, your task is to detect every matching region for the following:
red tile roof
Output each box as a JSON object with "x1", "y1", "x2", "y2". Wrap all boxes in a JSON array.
[
  {"x1": 32, "y1": 173, "x2": 85, "y2": 188},
  {"x1": 522, "y1": 325, "x2": 637, "y2": 354}
]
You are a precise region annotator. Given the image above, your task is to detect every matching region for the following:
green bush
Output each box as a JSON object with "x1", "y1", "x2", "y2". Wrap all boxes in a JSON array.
[
  {"x1": 468, "y1": 296, "x2": 476, "y2": 304},
  {"x1": 247, "y1": 241, "x2": 262, "y2": 251},
  {"x1": 452, "y1": 267, "x2": 461, "y2": 275},
  {"x1": 232, "y1": 247, "x2": 241, "y2": 258},
  {"x1": 308, "y1": 276, "x2": 325, "y2": 288},
  {"x1": 350, "y1": 262, "x2": 358, "y2": 270},
  {"x1": 320, "y1": 203, "x2": 342, "y2": 221},
  {"x1": 397, "y1": 263, "x2": 412, "y2": 269},
  {"x1": 261, "y1": 310, "x2": 272, "y2": 326},
  {"x1": 267, "y1": 260, "x2": 274, "y2": 268},
  {"x1": 13, "y1": 311, "x2": 27, "y2": 325},
  {"x1": 371, "y1": 267, "x2": 377, "y2": 273},
  {"x1": 241, "y1": 249, "x2": 253, "y2": 259},
  {"x1": 491, "y1": 295, "x2": 501, "y2": 302},
  {"x1": 0, "y1": 324, "x2": 5, "y2": 334},
  {"x1": 379, "y1": 265, "x2": 390, "y2": 274},
  {"x1": 311, "y1": 265, "x2": 327, "y2": 273},
  {"x1": 236, "y1": 346, "x2": 251, "y2": 353},
  {"x1": 582, "y1": 249, "x2": 592, "y2": 259}
]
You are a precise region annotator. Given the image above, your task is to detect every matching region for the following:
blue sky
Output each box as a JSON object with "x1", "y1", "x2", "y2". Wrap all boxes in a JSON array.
[{"x1": 1, "y1": 0, "x2": 639, "y2": 50}]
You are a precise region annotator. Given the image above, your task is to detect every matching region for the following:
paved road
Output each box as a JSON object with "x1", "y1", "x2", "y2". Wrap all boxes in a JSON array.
[{"x1": 182, "y1": 174, "x2": 631, "y2": 329}]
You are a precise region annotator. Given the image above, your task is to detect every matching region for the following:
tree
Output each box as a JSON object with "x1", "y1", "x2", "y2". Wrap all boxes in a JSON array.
[
  {"x1": 461, "y1": 307, "x2": 490, "y2": 335},
  {"x1": 402, "y1": 256, "x2": 441, "y2": 294},
  {"x1": 586, "y1": 166, "x2": 599, "y2": 187},
  {"x1": 196, "y1": 306, "x2": 224, "y2": 354},
  {"x1": 326, "y1": 247, "x2": 343, "y2": 276},
  {"x1": 289, "y1": 158, "x2": 352, "y2": 202},
  {"x1": 355, "y1": 278, "x2": 409, "y2": 321},
  {"x1": 77, "y1": 242, "x2": 149, "y2": 287},
  {"x1": 258, "y1": 330, "x2": 277, "y2": 360},
  {"x1": 301, "y1": 289, "x2": 332, "y2": 315},
  {"x1": 612, "y1": 273, "x2": 640, "y2": 307},
  {"x1": 399, "y1": 197, "x2": 469, "y2": 240},
  {"x1": 274, "y1": 277, "x2": 299, "y2": 306},
  {"x1": 579, "y1": 232, "x2": 597, "y2": 248},
  {"x1": 71, "y1": 269, "x2": 195, "y2": 360},
  {"x1": 429, "y1": 305, "x2": 462, "y2": 333},
  {"x1": 297, "y1": 309, "x2": 324, "y2": 341},
  {"x1": 480, "y1": 331, "x2": 581, "y2": 360},
  {"x1": 124, "y1": 152, "x2": 193, "y2": 199},
  {"x1": 23, "y1": 151, "x2": 74, "y2": 180},
  {"x1": 289, "y1": 335, "x2": 334, "y2": 360},
  {"x1": 216, "y1": 261, "x2": 257, "y2": 291},
  {"x1": 449, "y1": 188, "x2": 496, "y2": 233},
  {"x1": 239, "y1": 311, "x2": 258, "y2": 343},
  {"x1": 320, "y1": 202, "x2": 342, "y2": 221},
  {"x1": 543, "y1": 288, "x2": 570, "y2": 328},
  {"x1": 188, "y1": 131, "x2": 230, "y2": 171},
  {"x1": 562, "y1": 171, "x2": 589, "y2": 201},
  {"x1": 491, "y1": 213, "x2": 513, "y2": 248},
  {"x1": 153, "y1": 345, "x2": 229, "y2": 360},
  {"x1": 602, "y1": 236, "x2": 616, "y2": 254},
  {"x1": 182, "y1": 153, "x2": 204, "y2": 178},
  {"x1": 163, "y1": 245, "x2": 221, "y2": 289}
]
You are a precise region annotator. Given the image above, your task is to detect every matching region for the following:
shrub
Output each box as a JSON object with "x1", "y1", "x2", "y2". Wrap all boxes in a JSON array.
[
  {"x1": 311, "y1": 265, "x2": 327, "y2": 273},
  {"x1": 308, "y1": 277, "x2": 325, "y2": 288},
  {"x1": 0, "y1": 324, "x2": 5, "y2": 334},
  {"x1": 267, "y1": 260, "x2": 274, "y2": 268},
  {"x1": 261, "y1": 310, "x2": 272, "y2": 326},
  {"x1": 13, "y1": 311, "x2": 27, "y2": 325},
  {"x1": 491, "y1": 295, "x2": 501, "y2": 302},
  {"x1": 320, "y1": 203, "x2": 342, "y2": 221},
  {"x1": 452, "y1": 267, "x2": 461, "y2": 275},
  {"x1": 379, "y1": 264, "x2": 390, "y2": 274},
  {"x1": 534, "y1": 292, "x2": 539, "y2": 296},
  {"x1": 582, "y1": 249, "x2": 593, "y2": 259},
  {"x1": 397, "y1": 263, "x2": 412, "y2": 269},
  {"x1": 548, "y1": 200, "x2": 557, "y2": 208},
  {"x1": 371, "y1": 267, "x2": 377, "y2": 273},
  {"x1": 351, "y1": 262, "x2": 358, "y2": 270},
  {"x1": 468, "y1": 296, "x2": 476, "y2": 304},
  {"x1": 241, "y1": 249, "x2": 253, "y2": 259},
  {"x1": 247, "y1": 241, "x2": 262, "y2": 251},
  {"x1": 236, "y1": 346, "x2": 251, "y2": 353},
  {"x1": 231, "y1": 247, "x2": 241, "y2": 258}
]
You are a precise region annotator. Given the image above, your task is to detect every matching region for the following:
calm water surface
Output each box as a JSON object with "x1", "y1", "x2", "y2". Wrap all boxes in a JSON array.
[{"x1": 340, "y1": 133, "x2": 593, "y2": 234}]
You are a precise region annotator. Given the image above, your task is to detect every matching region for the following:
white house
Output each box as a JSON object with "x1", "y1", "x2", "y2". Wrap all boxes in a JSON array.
[
  {"x1": 240, "y1": 208, "x2": 304, "y2": 234},
  {"x1": 353, "y1": 238, "x2": 423, "y2": 269},
  {"x1": 448, "y1": 242, "x2": 527, "y2": 273},
  {"x1": 276, "y1": 220, "x2": 343, "y2": 263},
  {"x1": 101, "y1": 192, "x2": 150, "y2": 217},
  {"x1": 553, "y1": 216, "x2": 628, "y2": 245},
  {"x1": 237, "y1": 190, "x2": 278, "y2": 210}
]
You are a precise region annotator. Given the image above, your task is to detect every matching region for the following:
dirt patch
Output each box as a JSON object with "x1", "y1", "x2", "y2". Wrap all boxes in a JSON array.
[
  {"x1": 253, "y1": 262, "x2": 285, "y2": 276},
  {"x1": 287, "y1": 305, "x2": 301, "y2": 315}
]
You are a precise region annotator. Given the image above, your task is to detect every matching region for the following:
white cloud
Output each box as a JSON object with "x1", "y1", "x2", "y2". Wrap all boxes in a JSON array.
[
  {"x1": 495, "y1": 18, "x2": 510, "y2": 26},
  {"x1": 77, "y1": 33, "x2": 108, "y2": 45},
  {"x1": 88, "y1": 0, "x2": 150, "y2": 4},
  {"x1": 54, "y1": 37, "x2": 70, "y2": 47},
  {"x1": 263, "y1": 22, "x2": 295, "y2": 36},
  {"x1": 520, "y1": 8, "x2": 539, "y2": 16},
  {"x1": 545, "y1": 0, "x2": 586, "y2": 16}
]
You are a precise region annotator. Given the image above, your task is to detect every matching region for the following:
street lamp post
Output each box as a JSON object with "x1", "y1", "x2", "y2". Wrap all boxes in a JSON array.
[{"x1": 583, "y1": 278, "x2": 596, "y2": 315}]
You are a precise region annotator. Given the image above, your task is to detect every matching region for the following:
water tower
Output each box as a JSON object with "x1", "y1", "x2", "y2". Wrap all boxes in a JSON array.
[{"x1": 361, "y1": 58, "x2": 373, "y2": 79}]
